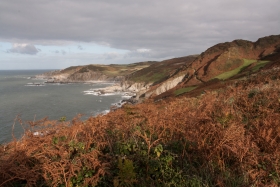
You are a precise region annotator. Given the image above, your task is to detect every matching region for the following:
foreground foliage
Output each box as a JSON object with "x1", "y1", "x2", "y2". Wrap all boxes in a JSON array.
[{"x1": 0, "y1": 68, "x2": 280, "y2": 187}]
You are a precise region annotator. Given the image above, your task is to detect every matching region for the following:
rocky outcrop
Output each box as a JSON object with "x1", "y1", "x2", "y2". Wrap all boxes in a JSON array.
[
  {"x1": 121, "y1": 81, "x2": 152, "y2": 92},
  {"x1": 154, "y1": 75, "x2": 185, "y2": 95},
  {"x1": 121, "y1": 55, "x2": 197, "y2": 98},
  {"x1": 144, "y1": 75, "x2": 185, "y2": 97}
]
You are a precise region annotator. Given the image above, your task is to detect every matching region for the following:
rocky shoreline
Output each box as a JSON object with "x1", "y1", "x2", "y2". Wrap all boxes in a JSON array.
[
  {"x1": 83, "y1": 83, "x2": 139, "y2": 108},
  {"x1": 34, "y1": 74, "x2": 140, "y2": 112},
  {"x1": 34, "y1": 72, "x2": 148, "y2": 108}
]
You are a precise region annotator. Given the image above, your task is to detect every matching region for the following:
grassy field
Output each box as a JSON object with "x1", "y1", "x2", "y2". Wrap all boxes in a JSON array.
[
  {"x1": 252, "y1": 60, "x2": 270, "y2": 72},
  {"x1": 127, "y1": 56, "x2": 197, "y2": 84},
  {"x1": 214, "y1": 59, "x2": 271, "y2": 80},
  {"x1": 75, "y1": 63, "x2": 153, "y2": 77},
  {"x1": 130, "y1": 71, "x2": 168, "y2": 83},
  {"x1": 214, "y1": 59, "x2": 256, "y2": 80}
]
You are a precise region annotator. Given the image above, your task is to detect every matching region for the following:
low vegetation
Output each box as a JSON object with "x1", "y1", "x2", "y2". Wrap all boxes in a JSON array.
[
  {"x1": 61, "y1": 63, "x2": 155, "y2": 79},
  {"x1": 174, "y1": 86, "x2": 197, "y2": 96},
  {"x1": 214, "y1": 59, "x2": 268, "y2": 80},
  {"x1": 0, "y1": 67, "x2": 279, "y2": 187},
  {"x1": 252, "y1": 60, "x2": 270, "y2": 72},
  {"x1": 127, "y1": 56, "x2": 196, "y2": 84},
  {"x1": 130, "y1": 72, "x2": 167, "y2": 83}
]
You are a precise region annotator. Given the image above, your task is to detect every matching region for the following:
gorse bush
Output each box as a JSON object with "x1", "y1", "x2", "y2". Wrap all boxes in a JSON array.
[{"x1": 0, "y1": 68, "x2": 280, "y2": 187}]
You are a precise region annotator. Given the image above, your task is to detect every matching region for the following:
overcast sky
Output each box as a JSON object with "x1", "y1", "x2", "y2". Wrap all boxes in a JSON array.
[{"x1": 0, "y1": 0, "x2": 279, "y2": 69}]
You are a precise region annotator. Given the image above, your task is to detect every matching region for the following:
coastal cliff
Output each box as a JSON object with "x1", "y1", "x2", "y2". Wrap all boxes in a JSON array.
[
  {"x1": 36, "y1": 35, "x2": 280, "y2": 100},
  {"x1": 36, "y1": 62, "x2": 156, "y2": 83}
]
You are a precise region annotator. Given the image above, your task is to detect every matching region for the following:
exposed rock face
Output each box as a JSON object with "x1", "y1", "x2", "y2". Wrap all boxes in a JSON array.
[
  {"x1": 145, "y1": 75, "x2": 185, "y2": 97},
  {"x1": 119, "y1": 81, "x2": 152, "y2": 99},
  {"x1": 52, "y1": 74, "x2": 71, "y2": 81},
  {"x1": 122, "y1": 55, "x2": 197, "y2": 98},
  {"x1": 120, "y1": 81, "x2": 152, "y2": 93}
]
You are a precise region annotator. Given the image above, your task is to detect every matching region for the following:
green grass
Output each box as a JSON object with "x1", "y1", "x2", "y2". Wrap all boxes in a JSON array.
[
  {"x1": 252, "y1": 60, "x2": 270, "y2": 72},
  {"x1": 131, "y1": 72, "x2": 167, "y2": 83},
  {"x1": 174, "y1": 86, "x2": 197, "y2": 96},
  {"x1": 58, "y1": 62, "x2": 156, "y2": 80},
  {"x1": 214, "y1": 59, "x2": 270, "y2": 80}
]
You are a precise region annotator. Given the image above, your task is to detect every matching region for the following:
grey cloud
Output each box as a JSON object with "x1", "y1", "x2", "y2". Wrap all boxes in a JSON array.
[
  {"x1": 77, "y1": 45, "x2": 83, "y2": 50},
  {"x1": 124, "y1": 49, "x2": 152, "y2": 59},
  {"x1": 53, "y1": 50, "x2": 66, "y2": 55},
  {"x1": 1, "y1": 0, "x2": 280, "y2": 59},
  {"x1": 61, "y1": 50, "x2": 66, "y2": 55},
  {"x1": 7, "y1": 43, "x2": 39, "y2": 55},
  {"x1": 100, "y1": 52, "x2": 121, "y2": 60}
]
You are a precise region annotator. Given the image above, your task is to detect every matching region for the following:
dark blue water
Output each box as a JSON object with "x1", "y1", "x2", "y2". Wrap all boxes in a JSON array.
[{"x1": 0, "y1": 70, "x2": 123, "y2": 143}]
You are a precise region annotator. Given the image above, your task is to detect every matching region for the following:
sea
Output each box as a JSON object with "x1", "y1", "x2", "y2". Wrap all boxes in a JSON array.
[{"x1": 0, "y1": 70, "x2": 126, "y2": 144}]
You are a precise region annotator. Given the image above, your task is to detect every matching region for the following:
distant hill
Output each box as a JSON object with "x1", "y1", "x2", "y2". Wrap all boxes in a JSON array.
[
  {"x1": 38, "y1": 34, "x2": 280, "y2": 100},
  {"x1": 180, "y1": 35, "x2": 280, "y2": 85},
  {"x1": 37, "y1": 61, "x2": 157, "y2": 82},
  {"x1": 148, "y1": 34, "x2": 280, "y2": 100},
  {"x1": 126, "y1": 55, "x2": 198, "y2": 84}
]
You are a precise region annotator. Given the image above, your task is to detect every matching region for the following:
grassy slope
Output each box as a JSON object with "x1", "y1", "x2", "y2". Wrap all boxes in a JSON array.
[
  {"x1": 174, "y1": 86, "x2": 197, "y2": 96},
  {"x1": 128, "y1": 56, "x2": 197, "y2": 83},
  {"x1": 57, "y1": 62, "x2": 156, "y2": 80},
  {"x1": 155, "y1": 57, "x2": 273, "y2": 105},
  {"x1": 252, "y1": 60, "x2": 270, "y2": 72},
  {"x1": 129, "y1": 71, "x2": 168, "y2": 83},
  {"x1": 214, "y1": 59, "x2": 270, "y2": 80}
]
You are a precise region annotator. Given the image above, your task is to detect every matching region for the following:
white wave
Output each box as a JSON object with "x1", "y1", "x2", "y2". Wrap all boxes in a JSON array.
[
  {"x1": 122, "y1": 95, "x2": 132, "y2": 98},
  {"x1": 83, "y1": 90, "x2": 101, "y2": 95},
  {"x1": 83, "y1": 89, "x2": 135, "y2": 97},
  {"x1": 102, "y1": 93, "x2": 121, "y2": 96},
  {"x1": 102, "y1": 110, "x2": 110, "y2": 115},
  {"x1": 25, "y1": 84, "x2": 45, "y2": 86}
]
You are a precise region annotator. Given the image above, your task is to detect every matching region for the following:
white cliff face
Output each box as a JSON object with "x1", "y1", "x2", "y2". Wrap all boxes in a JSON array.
[
  {"x1": 146, "y1": 75, "x2": 185, "y2": 97},
  {"x1": 121, "y1": 82, "x2": 152, "y2": 92},
  {"x1": 120, "y1": 75, "x2": 185, "y2": 99},
  {"x1": 53, "y1": 74, "x2": 69, "y2": 80}
]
